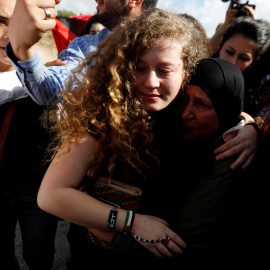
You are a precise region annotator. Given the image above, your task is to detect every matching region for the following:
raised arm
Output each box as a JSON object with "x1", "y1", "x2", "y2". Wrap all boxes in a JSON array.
[
  {"x1": 8, "y1": 0, "x2": 60, "y2": 61},
  {"x1": 37, "y1": 133, "x2": 185, "y2": 257},
  {"x1": 209, "y1": 1, "x2": 237, "y2": 54},
  {"x1": 7, "y1": 0, "x2": 110, "y2": 105}
]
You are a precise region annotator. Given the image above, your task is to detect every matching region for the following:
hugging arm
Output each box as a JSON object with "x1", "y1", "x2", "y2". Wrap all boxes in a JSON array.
[
  {"x1": 110, "y1": 156, "x2": 241, "y2": 258},
  {"x1": 214, "y1": 112, "x2": 259, "y2": 170},
  {"x1": 37, "y1": 132, "x2": 185, "y2": 258}
]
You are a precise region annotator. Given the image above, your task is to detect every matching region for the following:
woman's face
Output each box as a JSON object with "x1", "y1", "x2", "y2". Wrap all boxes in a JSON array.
[
  {"x1": 134, "y1": 38, "x2": 184, "y2": 112},
  {"x1": 219, "y1": 33, "x2": 256, "y2": 72},
  {"x1": 89, "y1": 23, "x2": 105, "y2": 35},
  {"x1": 181, "y1": 85, "x2": 219, "y2": 141},
  {"x1": 0, "y1": 0, "x2": 15, "y2": 71}
]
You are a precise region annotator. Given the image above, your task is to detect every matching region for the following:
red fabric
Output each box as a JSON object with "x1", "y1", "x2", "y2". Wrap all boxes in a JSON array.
[
  {"x1": 52, "y1": 18, "x2": 77, "y2": 54},
  {"x1": 68, "y1": 15, "x2": 92, "y2": 38},
  {"x1": 52, "y1": 15, "x2": 93, "y2": 54}
]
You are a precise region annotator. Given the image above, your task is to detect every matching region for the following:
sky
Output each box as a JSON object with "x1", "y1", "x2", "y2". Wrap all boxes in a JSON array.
[{"x1": 55, "y1": 0, "x2": 270, "y2": 38}]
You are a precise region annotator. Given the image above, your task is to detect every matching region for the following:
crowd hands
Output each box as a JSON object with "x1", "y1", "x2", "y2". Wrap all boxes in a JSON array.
[{"x1": 2, "y1": 0, "x2": 270, "y2": 269}]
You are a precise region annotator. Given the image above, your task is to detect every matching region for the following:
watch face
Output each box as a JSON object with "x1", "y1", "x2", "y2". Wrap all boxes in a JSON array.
[{"x1": 107, "y1": 207, "x2": 118, "y2": 231}]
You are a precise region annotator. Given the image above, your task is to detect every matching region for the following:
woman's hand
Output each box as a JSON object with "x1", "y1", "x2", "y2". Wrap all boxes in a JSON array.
[
  {"x1": 244, "y1": 5, "x2": 257, "y2": 19},
  {"x1": 214, "y1": 125, "x2": 258, "y2": 170},
  {"x1": 254, "y1": 116, "x2": 264, "y2": 129},
  {"x1": 224, "y1": 1, "x2": 238, "y2": 27},
  {"x1": 131, "y1": 214, "x2": 186, "y2": 258}
]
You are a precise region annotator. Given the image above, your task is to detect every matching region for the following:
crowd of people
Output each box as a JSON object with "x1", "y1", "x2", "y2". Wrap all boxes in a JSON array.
[{"x1": 1, "y1": 0, "x2": 269, "y2": 269}]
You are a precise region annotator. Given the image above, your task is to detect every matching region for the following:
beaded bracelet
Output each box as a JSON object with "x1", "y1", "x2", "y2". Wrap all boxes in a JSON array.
[
  {"x1": 121, "y1": 210, "x2": 171, "y2": 247},
  {"x1": 122, "y1": 226, "x2": 171, "y2": 247},
  {"x1": 132, "y1": 233, "x2": 171, "y2": 247}
]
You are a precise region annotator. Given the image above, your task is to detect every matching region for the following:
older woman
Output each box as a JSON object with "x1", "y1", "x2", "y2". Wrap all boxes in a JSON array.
[{"x1": 110, "y1": 58, "x2": 248, "y2": 267}]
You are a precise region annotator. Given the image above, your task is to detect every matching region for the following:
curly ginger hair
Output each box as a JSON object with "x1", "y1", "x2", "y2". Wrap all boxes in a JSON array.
[{"x1": 48, "y1": 8, "x2": 210, "y2": 181}]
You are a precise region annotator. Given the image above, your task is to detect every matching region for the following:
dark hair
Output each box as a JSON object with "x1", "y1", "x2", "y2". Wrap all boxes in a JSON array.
[
  {"x1": 215, "y1": 16, "x2": 270, "y2": 60},
  {"x1": 84, "y1": 14, "x2": 103, "y2": 35},
  {"x1": 142, "y1": 0, "x2": 158, "y2": 10},
  {"x1": 256, "y1": 19, "x2": 270, "y2": 55},
  {"x1": 189, "y1": 58, "x2": 244, "y2": 133},
  {"x1": 215, "y1": 17, "x2": 270, "y2": 115}
]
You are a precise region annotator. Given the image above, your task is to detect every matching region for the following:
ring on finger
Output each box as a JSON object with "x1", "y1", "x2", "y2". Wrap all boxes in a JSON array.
[
  {"x1": 161, "y1": 236, "x2": 170, "y2": 247},
  {"x1": 42, "y1": 7, "x2": 51, "y2": 20}
]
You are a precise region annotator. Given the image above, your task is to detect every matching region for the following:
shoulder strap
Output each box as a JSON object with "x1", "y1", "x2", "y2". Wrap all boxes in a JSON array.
[{"x1": 0, "y1": 100, "x2": 18, "y2": 165}]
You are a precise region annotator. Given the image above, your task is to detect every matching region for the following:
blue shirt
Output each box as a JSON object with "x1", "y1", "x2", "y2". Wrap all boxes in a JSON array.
[{"x1": 6, "y1": 27, "x2": 111, "y2": 105}]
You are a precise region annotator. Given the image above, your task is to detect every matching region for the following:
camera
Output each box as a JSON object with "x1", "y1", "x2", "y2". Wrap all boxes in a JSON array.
[{"x1": 222, "y1": 0, "x2": 256, "y2": 17}]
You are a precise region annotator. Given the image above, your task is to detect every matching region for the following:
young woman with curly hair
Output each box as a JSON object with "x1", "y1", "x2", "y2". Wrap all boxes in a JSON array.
[
  {"x1": 37, "y1": 8, "x2": 258, "y2": 267},
  {"x1": 37, "y1": 8, "x2": 208, "y2": 260}
]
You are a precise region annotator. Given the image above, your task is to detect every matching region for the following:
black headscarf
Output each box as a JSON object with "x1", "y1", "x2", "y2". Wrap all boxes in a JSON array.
[{"x1": 189, "y1": 58, "x2": 245, "y2": 134}]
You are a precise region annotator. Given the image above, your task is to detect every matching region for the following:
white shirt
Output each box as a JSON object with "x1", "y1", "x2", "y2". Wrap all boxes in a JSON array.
[{"x1": 0, "y1": 70, "x2": 28, "y2": 105}]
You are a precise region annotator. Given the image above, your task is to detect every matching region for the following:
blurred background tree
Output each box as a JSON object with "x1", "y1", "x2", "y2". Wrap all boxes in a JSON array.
[{"x1": 57, "y1": 9, "x2": 77, "y2": 17}]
